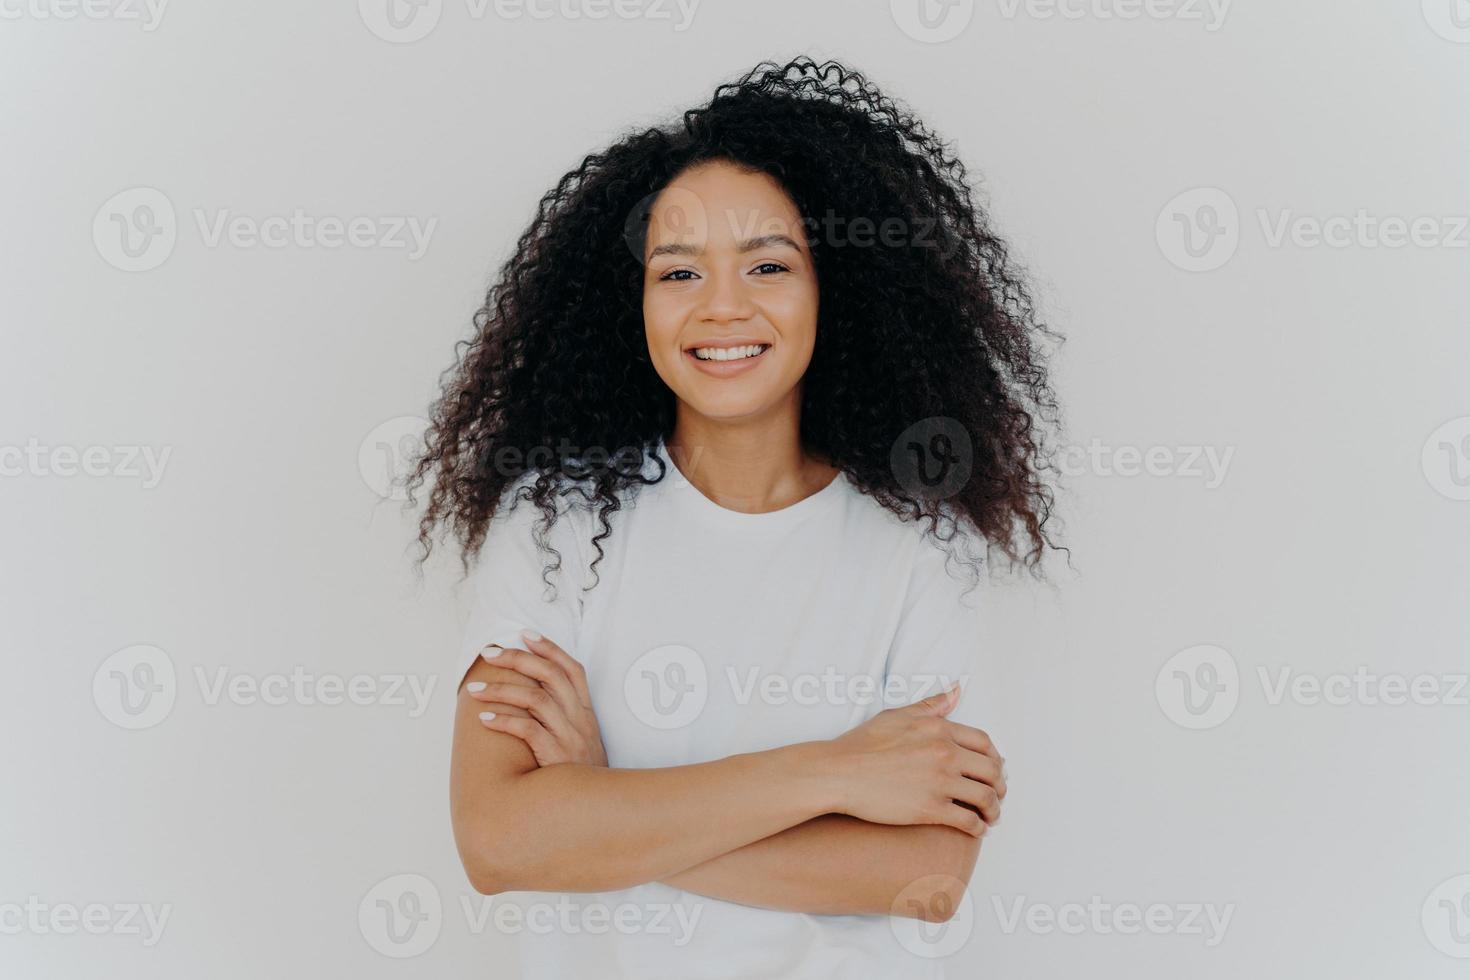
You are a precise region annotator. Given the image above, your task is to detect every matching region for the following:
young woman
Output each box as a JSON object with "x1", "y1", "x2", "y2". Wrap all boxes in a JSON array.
[{"x1": 411, "y1": 57, "x2": 1059, "y2": 979}]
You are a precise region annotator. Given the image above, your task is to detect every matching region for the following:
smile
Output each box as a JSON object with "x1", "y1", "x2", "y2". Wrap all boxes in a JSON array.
[{"x1": 690, "y1": 344, "x2": 770, "y2": 362}]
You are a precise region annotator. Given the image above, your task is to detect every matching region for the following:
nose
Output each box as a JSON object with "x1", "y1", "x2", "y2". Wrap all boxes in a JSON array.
[{"x1": 695, "y1": 268, "x2": 756, "y2": 325}]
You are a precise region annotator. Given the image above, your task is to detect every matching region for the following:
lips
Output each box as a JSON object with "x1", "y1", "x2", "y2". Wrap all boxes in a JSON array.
[{"x1": 682, "y1": 338, "x2": 773, "y2": 376}]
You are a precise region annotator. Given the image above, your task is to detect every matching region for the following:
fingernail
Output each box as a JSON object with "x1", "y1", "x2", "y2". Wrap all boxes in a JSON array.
[
  {"x1": 521, "y1": 630, "x2": 542, "y2": 643},
  {"x1": 482, "y1": 646, "x2": 503, "y2": 660},
  {"x1": 479, "y1": 711, "x2": 496, "y2": 722},
  {"x1": 466, "y1": 682, "x2": 487, "y2": 693}
]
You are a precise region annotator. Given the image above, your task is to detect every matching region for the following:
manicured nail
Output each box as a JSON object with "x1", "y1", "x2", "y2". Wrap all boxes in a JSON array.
[
  {"x1": 465, "y1": 682, "x2": 486, "y2": 693},
  {"x1": 482, "y1": 646, "x2": 503, "y2": 660},
  {"x1": 521, "y1": 630, "x2": 542, "y2": 643},
  {"x1": 479, "y1": 711, "x2": 496, "y2": 722}
]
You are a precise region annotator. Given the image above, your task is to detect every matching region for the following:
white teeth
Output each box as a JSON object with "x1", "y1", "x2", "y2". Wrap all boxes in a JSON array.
[{"x1": 692, "y1": 345, "x2": 767, "y2": 362}]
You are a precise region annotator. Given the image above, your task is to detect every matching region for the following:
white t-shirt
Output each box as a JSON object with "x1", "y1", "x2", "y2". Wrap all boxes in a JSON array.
[{"x1": 454, "y1": 441, "x2": 990, "y2": 979}]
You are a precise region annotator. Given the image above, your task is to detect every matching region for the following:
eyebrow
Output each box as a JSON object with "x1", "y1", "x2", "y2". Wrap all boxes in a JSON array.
[{"x1": 647, "y1": 234, "x2": 803, "y2": 261}]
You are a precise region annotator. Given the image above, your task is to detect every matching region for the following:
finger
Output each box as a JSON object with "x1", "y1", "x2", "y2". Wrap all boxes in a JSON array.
[
  {"x1": 481, "y1": 644, "x2": 582, "y2": 716},
  {"x1": 910, "y1": 683, "x2": 960, "y2": 717},
  {"x1": 953, "y1": 750, "x2": 1006, "y2": 799},
  {"x1": 470, "y1": 682, "x2": 575, "y2": 742},
  {"x1": 942, "y1": 721, "x2": 1001, "y2": 763},
  {"x1": 479, "y1": 711, "x2": 563, "y2": 764},
  {"x1": 936, "y1": 801, "x2": 987, "y2": 837},
  {"x1": 519, "y1": 631, "x2": 593, "y2": 708},
  {"x1": 949, "y1": 779, "x2": 1002, "y2": 825}
]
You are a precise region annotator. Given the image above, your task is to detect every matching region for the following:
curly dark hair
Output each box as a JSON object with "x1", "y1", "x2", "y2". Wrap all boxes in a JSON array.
[{"x1": 408, "y1": 56, "x2": 1061, "y2": 584}]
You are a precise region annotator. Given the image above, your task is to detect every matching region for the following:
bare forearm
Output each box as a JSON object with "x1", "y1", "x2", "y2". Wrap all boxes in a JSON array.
[
  {"x1": 456, "y1": 740, "x2": 839, "y2": 894},
  {"x1": 659, "y1": 815, "x2": 981, "y2": 919}
]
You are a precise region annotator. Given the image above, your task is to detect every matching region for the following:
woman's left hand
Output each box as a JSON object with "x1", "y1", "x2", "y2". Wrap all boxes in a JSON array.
[{"x1": 467, "y1": 631, "x2": 608, "y2": 768}]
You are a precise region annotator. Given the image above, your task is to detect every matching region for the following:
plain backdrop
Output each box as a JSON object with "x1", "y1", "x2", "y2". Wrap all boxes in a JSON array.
[{"x1": 3, "y1": 0, "x2": 1468, "y2": 976}]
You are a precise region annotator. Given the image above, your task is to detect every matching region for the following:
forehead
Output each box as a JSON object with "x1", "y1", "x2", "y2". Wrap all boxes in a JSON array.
[{"x1": 645, "y1": 161, "x2": 804, "y2": 248}]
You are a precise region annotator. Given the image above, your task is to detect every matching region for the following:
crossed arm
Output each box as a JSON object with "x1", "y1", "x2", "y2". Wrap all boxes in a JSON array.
[{"x1": 450, "y1": 634, "x2": 1002, "y2": 922}]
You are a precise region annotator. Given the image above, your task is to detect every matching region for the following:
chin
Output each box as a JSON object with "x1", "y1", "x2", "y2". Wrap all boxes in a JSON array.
[{"x1": 680, "y1": 387, "x2": 782, "y2": 422}]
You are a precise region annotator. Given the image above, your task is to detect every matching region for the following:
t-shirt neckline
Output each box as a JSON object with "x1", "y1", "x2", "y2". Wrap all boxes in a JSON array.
[{"x1": 653, "y1": 439, "x2": 848, "y2": 526}]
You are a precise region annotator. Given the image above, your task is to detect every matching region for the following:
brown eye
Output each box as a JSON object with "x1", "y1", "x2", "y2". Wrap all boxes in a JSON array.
[{"x1": 752, "y1": 262, "x2": 789, "y2": 275}]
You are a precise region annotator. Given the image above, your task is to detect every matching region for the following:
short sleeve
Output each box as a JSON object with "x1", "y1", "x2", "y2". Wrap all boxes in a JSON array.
[
  {"x1": 882, "y1": 533, "x2": 988, "y2": 731},
  {"x1": 454, "y1": 486, "x2": 589, "y2": 686}
]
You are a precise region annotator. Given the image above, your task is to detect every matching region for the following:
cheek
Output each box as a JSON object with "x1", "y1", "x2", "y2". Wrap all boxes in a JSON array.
[
  {"x1": 768, "y1": 285, "x2": 819, "y2": 350},
  {"x1": 642, "y1": 293, "x2": 679, "y2": 350}
]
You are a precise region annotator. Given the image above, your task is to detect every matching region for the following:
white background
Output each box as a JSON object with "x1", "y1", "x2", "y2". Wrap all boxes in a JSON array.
[{"x1": 3, "y1": 0, "x2": 1468, "y2": 976}]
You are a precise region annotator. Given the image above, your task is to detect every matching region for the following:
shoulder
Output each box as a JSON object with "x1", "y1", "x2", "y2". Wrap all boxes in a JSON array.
[
  {"x1": 474, "y1": 474, "x2": 604, "y2": 590},
  {"x1": 839, "y1": 483, "x2": 985, "y2": 600}
]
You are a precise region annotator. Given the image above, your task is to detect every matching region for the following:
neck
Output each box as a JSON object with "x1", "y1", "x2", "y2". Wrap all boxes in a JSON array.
[{"x1": 666, "y1": 398, "x2": 837, "y2": 514}]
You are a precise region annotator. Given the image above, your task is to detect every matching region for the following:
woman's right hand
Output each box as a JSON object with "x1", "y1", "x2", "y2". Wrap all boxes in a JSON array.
[{"x1": 824, "y1": 684, "x2": 1005, "y2": 837}]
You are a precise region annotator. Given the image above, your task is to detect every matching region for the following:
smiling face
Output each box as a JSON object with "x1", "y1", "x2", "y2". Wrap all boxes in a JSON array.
[{"x1": 642, "y1": 160, "x2": 819, "y2": 424}]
